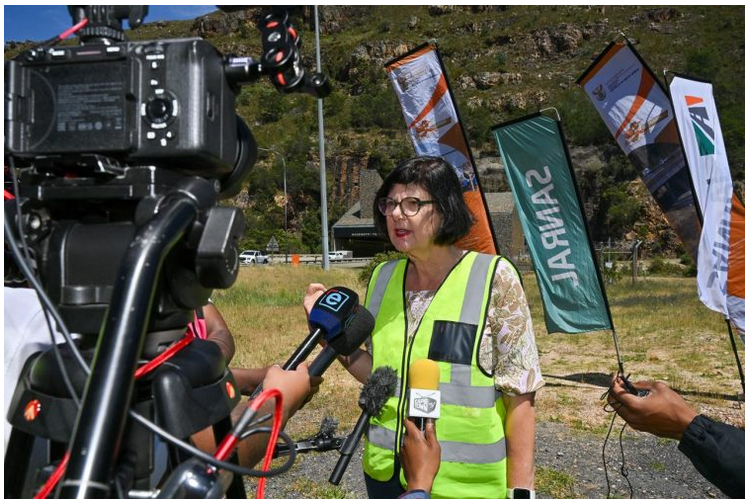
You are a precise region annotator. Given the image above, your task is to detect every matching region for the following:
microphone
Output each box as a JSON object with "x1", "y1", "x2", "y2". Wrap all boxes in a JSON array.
[
  {"x1": 408, "y1": 359, "x2": 441, "y2": 431},
  {"x1": 249, "y1": 287, "x2": 359, "y2": 398},
  {"x1": 286, "y1": 287, "x2": 360, "y2": 369},
  {"x1": 308, "y1": 305, "x2": 375, "y2": 377},
  {"x1": 329, "y1": 366, "x2": 397, "y2": 485}
]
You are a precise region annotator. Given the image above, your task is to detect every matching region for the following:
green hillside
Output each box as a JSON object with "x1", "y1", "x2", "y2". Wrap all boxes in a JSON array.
[{"x1": 5, "y1": 6, "x2": 744, "y2": 254}]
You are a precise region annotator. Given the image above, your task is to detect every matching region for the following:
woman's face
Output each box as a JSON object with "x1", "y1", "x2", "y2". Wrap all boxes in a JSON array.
[{"x1": 384, "y1": 183, "x2": 441, "y2": 257}]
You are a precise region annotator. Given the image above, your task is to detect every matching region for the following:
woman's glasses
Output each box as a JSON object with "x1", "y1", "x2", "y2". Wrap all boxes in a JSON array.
[{"x1": 377, "y1": 197, "x2": 436, "y2": 217}]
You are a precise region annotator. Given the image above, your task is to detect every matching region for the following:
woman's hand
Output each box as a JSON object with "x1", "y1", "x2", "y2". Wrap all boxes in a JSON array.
[{"x1": 303, "y1": 283, "x2": 328, "y2": 323}]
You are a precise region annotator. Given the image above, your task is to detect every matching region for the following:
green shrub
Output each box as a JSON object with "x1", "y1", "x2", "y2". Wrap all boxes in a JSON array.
[{"x1": 647, "y1": 256, "x2": 688, "y2": 277}]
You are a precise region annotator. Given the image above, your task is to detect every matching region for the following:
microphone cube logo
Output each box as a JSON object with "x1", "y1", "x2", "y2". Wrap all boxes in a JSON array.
[
  {"x1": 414, "y1": 396, "x2": 437, "y2": 414},
  {"x1": 408, "y1": 388, "x2": 441, "y2": 419},
  {"x1": 319, "y1": 289, "x2": 350, "y2": 313}
]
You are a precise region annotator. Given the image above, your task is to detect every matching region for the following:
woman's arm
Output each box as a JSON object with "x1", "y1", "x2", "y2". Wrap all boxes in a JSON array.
[{"x1": 503, "y1": 392, "x2": 536, "y2": 489}]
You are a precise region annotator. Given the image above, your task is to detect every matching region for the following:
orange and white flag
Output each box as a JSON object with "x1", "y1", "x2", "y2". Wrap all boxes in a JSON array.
[{"x1": 385, "y1": 43, "x2": 497, "y2": 254}]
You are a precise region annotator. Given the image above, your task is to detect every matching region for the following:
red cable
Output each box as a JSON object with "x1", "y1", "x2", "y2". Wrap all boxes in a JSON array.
[
  {"x1": 34, "y1": 452, "x2": 69, "y2": 499},
  {"x1": 212, "y1": 388, "x2": 284, "y2": 499},
  {"x1": 33, "y1": 333, "x2": 194, "y2": 498},
  {"x1": 254, "y1": 389, "x2": 283, "y2": 499},
  {"x1": 58, "y1": 18, "x2": 88, "y2": 41},
  {"x1": 134, "y1": 333, "x2": 194, "y2": 379}
]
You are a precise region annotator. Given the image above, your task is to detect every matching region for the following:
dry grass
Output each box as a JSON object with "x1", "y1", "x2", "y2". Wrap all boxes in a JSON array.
[{"x1": 217, "y1": 266, "x2": 745, "y2": 438}]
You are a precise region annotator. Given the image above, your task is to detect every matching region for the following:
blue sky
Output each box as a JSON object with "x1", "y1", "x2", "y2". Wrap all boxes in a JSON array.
[{"x1": 4, "y1": 5, "x2": 217, "y2": 42}]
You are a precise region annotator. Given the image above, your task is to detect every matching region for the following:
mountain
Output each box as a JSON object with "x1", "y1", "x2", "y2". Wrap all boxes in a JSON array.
[{"x1": 5, "y1": 6, "x2": 744, "y2": 255}]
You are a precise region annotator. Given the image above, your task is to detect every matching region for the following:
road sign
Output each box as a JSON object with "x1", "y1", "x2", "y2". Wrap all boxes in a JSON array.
[{"x1": 266, "y1": 236, "x2": 280, "y2": 253}]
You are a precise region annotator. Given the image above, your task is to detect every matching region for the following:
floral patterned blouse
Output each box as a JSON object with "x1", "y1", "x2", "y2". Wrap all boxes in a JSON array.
[{"x1": 404, "y1": 257, "x2": 544, "y2": 396}]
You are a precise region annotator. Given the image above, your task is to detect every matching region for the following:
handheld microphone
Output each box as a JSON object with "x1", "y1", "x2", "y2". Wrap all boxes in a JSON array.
[
  {"x1": 408, "y1": 359, "x2": 441, "y2": 431},
  {"x1": 329, "y1": 366, "x2": 397, "y2": 485},
  {"x1": 250, "y1": 287, "x2": 359, "y2": 398},
  {"x1": 308, "y1": 305, "x2": 375, "y2": 377},
  {"x1": 285, "y1": 287, "x2": 359, "y2": 369}
]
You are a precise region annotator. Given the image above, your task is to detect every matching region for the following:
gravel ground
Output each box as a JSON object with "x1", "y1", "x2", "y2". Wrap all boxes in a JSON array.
[{"x1": 252, "y1": 421, "x2": 729, "y2": 499}]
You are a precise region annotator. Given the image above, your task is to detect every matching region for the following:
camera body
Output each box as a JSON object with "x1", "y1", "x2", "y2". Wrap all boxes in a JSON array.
[{"x1": 5, "y1": 38, "x2": 239, "y2": 177}]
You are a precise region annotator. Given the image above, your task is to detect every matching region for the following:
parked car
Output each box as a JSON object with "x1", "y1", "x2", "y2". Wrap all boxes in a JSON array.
[
  {"x1": 329, "y1": 250, "x2": 352, "y2": 261},
  {"x1": 240, "y1": 250, "x2": 269, "y2": 265}
]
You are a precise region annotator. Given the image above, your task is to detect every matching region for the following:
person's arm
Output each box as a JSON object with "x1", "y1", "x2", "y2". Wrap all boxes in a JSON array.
[
  {"x1": 303, "y1": 283, "x2": 373, "y2": 383},
  {"x1": 503, "y1": 393, "x2": 536, "y2": 490},
  {"x1": 203, "y1": 303, "x2": 236, "y2": 363},
  {"x1": 190, "y1": 364, "x2": 312, "y2": 468},
  {"x1": 231, "y1": 367, "x2": 269, "y2": 396},
  {"x1": 608, "y1": 377, "x2": 744, "y2": 498},
  {"x1": 399, "y1": 418, "x2": 440, "y2": 497},
  {"x1": 678, "y1": 415, "x2": 745, "y2": 498},
  {"x1": 489, "y1": 261, "x2": 543, "y2": 492},
  {"x1": 234, "y1": 364, "x2": 311, "y2": 467}
]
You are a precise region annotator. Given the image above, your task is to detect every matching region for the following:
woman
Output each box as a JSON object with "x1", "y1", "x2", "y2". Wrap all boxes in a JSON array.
[{"x1": 305, "y1": 156, "x2": 544, "y2": 499}]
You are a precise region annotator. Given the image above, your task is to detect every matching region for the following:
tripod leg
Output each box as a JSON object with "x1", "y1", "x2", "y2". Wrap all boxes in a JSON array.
[
  {"x1": 213, "y1": 416, "x2": 247, "y2": 498},
  {"x1": 5, "y1": 427, "x2": 35, "y2": 498}
]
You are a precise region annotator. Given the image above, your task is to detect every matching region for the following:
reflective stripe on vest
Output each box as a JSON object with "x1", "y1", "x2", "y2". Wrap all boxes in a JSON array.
[
  {"x1": 363, "y1": 252, "x2": 507, "y2": 499},
  {"x1": 367, "y1": 260, "x2": 398, "y2": 319},
  {"x1": 375, "y1": 367, "x2": 502, "y2": 406},
  {"x1": 368, "y1": 425, "x2": 507, "y2": 464}
]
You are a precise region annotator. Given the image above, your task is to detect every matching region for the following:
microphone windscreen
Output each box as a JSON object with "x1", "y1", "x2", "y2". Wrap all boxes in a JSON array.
[
  {"x1": 409, "y1": 359, "x2": 439, "y2": 390},
  {"x1": 360, "y1": 366, "x2": 397, "y2": 416},
  {"x1": 328, "y1": 306, "x2": 374, "y2": 356}
]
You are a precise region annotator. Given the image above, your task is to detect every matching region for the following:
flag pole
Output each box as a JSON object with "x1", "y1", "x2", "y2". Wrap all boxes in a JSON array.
[{"x1": 725, "y1": 319, "x2": 745, "y2": 392}]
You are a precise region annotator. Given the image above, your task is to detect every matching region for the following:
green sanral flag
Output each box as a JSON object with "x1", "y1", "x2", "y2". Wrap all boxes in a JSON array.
[{"x1": 492, "y1": 114, "x2": 612, "y2": 334}]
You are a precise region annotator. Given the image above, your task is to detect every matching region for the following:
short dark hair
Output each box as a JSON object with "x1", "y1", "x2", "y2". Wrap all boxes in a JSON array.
[{"x1": 373, "y1": 156, "x2": 473, "y2": 246}]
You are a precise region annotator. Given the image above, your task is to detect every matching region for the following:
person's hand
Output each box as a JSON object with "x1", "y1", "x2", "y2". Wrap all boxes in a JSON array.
[
  {"x1": 400, "y1": 419, "x2": 441, "y2": 493},
  {"x1": 262, "y1": 363, "x2": 312, "y2": 422},
  {"x1": 607, "y1": 376, "x2": 698, "y2": 440},
  {"x1": 303, "y1": 283, "x2": 327, "y2": 320}
]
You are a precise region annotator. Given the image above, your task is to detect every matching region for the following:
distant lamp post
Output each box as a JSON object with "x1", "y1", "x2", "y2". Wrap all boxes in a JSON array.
[{"x1": 258, "y1": 147, "x2": 288, "y2": 263}]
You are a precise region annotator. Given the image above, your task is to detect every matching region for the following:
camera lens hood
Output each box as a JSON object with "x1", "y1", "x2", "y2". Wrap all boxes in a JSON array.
[{"x1": 219, "y1": 117, "x2": 256, "y2": 199}]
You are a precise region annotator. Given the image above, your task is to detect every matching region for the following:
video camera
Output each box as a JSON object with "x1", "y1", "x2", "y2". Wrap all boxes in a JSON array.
[
  {"x1": 5, "y1": 5, "x2": 328, "y2": 195},
  {"x1": 5, "y1": 5, "x2": 330, "y2": 337}
]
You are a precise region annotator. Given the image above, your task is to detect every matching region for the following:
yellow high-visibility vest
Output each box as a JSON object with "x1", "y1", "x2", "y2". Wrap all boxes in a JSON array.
[{"x1": 363, "y1": 251, "x2": 508, "y2": 499}]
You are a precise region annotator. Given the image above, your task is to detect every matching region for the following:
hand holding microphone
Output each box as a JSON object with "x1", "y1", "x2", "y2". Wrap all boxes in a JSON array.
[{"x1": 408, "y1": 359, "x2": 441, "y2": 431}]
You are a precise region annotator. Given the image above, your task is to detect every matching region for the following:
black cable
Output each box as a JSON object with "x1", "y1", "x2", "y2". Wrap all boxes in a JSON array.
[
  {"x1": 617, "y1": 422, "x2": 633, "y2": 498},
  {"x1": 601, "y1": 388, "x2": 634, "y2": 499},
  {"x1": 129, "y1": 412, "x2": 296, "y2": 477},
  {"x1": 239, "y1": 413, "x2": 274, "y2": 440},
  {"x1": 8, "y1": 162, "x2": 81, "y2": 407},
  {"x1": 5, "y1": 173, "x2": 298, "y2": 480},
  {"x1": 4, "y1": 212, "x2": 89, "y2": 375},
  {"x1": 602, "y1": 411, "x2": 617, "y2": 499}
]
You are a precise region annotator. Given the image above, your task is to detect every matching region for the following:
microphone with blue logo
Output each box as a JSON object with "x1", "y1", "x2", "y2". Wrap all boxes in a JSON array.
[
  {"x1": 249, "y1": 287, "x2": 362, "y2": 399},
  {"x1": 408, "y1": 359, "x2": 441, "y2": 432}
]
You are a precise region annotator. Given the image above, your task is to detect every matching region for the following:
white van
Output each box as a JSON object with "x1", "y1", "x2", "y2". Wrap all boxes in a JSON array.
[{"x1": 329, "y1": 250, "x2": 352, "y2": 261}]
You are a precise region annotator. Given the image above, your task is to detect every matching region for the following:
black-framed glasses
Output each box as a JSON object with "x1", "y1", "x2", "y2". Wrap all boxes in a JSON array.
[{"x1": 377, "y1": 197, "x2": 437, "y2": 217}]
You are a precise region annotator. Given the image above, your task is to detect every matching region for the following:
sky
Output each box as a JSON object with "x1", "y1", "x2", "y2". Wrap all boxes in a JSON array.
[{"x1": 4, "y1": 5, "x2": 217, "y2": 42}]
